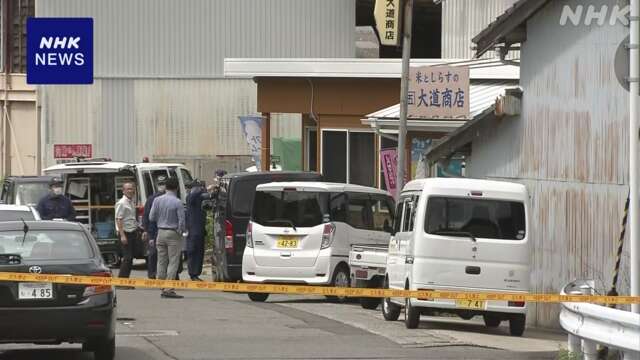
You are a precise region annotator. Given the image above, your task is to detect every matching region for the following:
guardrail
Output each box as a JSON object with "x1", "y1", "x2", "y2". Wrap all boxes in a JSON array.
[{"x1": 560, "y1": 280, "x2": 640, "y2": 360}]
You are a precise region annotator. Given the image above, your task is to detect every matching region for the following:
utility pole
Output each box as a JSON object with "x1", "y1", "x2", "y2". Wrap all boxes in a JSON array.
[
  {"x1": 629, "y1": 0, "x2": 639, "y2": 314},
  {"x1": 395, "y1": 0, "x2": 413, "y2": 199}
]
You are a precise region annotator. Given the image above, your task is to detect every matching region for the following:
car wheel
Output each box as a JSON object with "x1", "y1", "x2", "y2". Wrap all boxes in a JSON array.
[
  {"x1": 248, "y1": 292, "x2": 269, "y2": 302},
  {"x1": 94, "y1": 337, "x2": 115, "y2": 360},
  {"x1": 360, "y1": 297, "x2": 380, "y2": 310},
  {"x1": 381, "y1": 278, "x2": 400, "y2": 321},
  {"x1": 483, "y1": 315, "x2": 501, "y2": 328},
  {"x1": 327, "y1": 265, "x2": 350, "y2": 303},
  {"x1": 509, "y1": 314, "x2": 526, "y2": 336},
  {"x1": 404, "y1": 297, "x2": 420, "y2": 329}
]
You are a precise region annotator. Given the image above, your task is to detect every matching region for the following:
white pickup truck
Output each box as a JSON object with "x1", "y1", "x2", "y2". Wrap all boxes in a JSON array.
[{"x1": 349, "y1": 243, "x2": 389, "y2": 309}]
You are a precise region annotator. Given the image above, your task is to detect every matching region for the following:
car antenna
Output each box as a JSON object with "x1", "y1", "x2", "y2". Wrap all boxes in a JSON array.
[{"x1": 20, "y1": 218, "x2": 29, "y2": 246}]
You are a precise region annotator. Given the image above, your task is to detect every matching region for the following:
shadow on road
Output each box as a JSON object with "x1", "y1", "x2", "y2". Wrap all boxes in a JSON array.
[{"x1": 0, "y1": 346, "x2": 161, "y2": 360}]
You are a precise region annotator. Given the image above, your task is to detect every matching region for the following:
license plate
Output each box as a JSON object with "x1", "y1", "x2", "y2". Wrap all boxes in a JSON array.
[
  {"x1": 18, "y1": 282, "x2": 53, "y2": 300},
  {"x1": 276, "y1": 237, "x2": 299, "y2": 249},
  {"x1": 455, "y1": 299, "x2": 486, "y2": 310}
]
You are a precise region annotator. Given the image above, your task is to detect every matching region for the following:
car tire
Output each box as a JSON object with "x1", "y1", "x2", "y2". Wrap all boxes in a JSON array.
[
  {"x1": 93, "y1": 337, "x2": 115, "y2": 360},
  {"x1": 404, "y1": 297, "x2": 420, "y2": 329},
  {"x1": 327, "y1": 265, "x2": 350, "y2": 303},
  {"x1": 248, "y1": 292, "x2": 269, "y2": 302},
  {"x1": 360, "y1": 297, "x2": 380, "y2": 310},
  {"x1": 381, "y1": 278, "x2": 401, "y2": 321},
  {"x1": 483, "y1": 315, "x2": 501, "y2": 327},
  {"x1": 509, "y1": 314, "x2": 526, "y2": 336}
]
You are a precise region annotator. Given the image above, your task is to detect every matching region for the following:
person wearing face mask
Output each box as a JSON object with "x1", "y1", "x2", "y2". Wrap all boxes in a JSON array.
[
  {"x1": 141, "y1": 175, "x2": 167, "y2": 279},
  {"x1": 36, "y1": 178, "x2": 76, "y2": 221}
]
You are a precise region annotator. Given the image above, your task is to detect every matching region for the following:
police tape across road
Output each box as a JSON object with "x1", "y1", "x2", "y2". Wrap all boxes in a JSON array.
[{"x1": 1, "y1": 271, "x2": 638, "y2": 305}]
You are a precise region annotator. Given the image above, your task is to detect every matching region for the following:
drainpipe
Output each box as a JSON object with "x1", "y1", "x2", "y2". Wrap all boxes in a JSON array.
[{"x1": 630, "y1": 0, "x2": 639, "y2": 315}]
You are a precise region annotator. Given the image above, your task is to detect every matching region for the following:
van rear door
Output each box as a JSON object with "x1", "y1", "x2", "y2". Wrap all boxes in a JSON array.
[{"x1": 418, "y1": 194, "x2": 529, "y2": 291}]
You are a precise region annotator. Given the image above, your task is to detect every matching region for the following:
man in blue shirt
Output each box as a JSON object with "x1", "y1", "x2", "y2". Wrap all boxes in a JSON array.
[
  {"x1": 149, "y1": 177, "x2": 186, "y2": 299},
  {"x1": 36, "y1": 178, "x2": 76, "y2": 221},
  {"x1": 142, "y1": 175, "x2": 166, "y2": 280}
]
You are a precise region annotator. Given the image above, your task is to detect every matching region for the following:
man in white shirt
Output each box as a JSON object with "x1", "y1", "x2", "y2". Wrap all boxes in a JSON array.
[{"x1": 115, "y1": 182, "x2": 139, "y2": 287}]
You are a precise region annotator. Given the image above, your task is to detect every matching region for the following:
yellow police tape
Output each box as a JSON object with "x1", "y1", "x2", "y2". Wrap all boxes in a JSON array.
[{"x1": 1, "y1": 271, "x2": 638, "y2": 304}]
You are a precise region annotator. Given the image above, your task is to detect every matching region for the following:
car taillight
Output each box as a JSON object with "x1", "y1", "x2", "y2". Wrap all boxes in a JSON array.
[
  {"x1": 246, "y1": 222, "x2": 253, "y2": 248},
  {"x1": 82, "y1": 271, "x2": 113, "y2": 297},
  {"x1": 320, "y1": 223, "x2": 335, "y2": 249},
  {"x1": 225, "y1": 220, "x2": 234, "y2": 254},
  {"x1": 508, "y1": 301, "x2": 526, "y2": 307}
]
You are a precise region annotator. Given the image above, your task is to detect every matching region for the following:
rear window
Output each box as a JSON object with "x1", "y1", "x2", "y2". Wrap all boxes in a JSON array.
[
  {"x1": 425, "y1": 197, "x2": 526, "y2": 240},
  {"x1": 0, "y1": 210, "x2": 35, "y2": 222},
  {"x1": 15, "y1": 183, "x2": 50, "y2": 206},
  {"x1": 253, "y1": 191, "x2": 328, "y2": 228},
  {"x1": 0, "y1": 230, "x2": 93, "y2": 260},
  {"x1": 231, "y1": 179, "x2": 265, "y2": 217}
]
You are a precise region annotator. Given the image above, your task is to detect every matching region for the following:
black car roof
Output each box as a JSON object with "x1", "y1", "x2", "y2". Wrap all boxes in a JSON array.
[
  {"x1": 4, "y1": 176, "x2": 55, "y2": 184},
  {"x1": 0, "y1": 220, "x2": 85, "y2": 232}
]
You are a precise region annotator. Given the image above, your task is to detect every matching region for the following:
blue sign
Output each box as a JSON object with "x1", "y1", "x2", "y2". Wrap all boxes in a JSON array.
[{"x1": 27, "y1": 18, "x2": 93, "y2": 84}]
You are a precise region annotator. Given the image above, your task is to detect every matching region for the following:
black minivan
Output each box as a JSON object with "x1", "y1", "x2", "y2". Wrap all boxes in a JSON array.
[{"x1": 211, "y1": 171, "x2": 322, "y2": 281}]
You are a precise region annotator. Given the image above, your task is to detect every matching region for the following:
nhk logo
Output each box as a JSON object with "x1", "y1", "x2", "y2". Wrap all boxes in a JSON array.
[
  {"x1": 560, "y1": 4, "x2": 630, "y2": 26},
  {"x1": 27, "y1": 18, "x2": 93, "y2": 84}
]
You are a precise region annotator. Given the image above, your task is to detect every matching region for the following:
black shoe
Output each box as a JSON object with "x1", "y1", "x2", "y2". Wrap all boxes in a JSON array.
[
  {"x1": 161, "y1": 291, "x2": 184, "y2": 299},
  {"x1": 116, "y1": 286, "x2": 135, "y2": 290},
  {"x1": 190, "y1": 276, "x2": 203, "y2": 281}
]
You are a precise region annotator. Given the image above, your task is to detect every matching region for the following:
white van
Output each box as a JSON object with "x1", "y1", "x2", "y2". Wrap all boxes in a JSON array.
[
  {"x1": 242, "y1": 182, "x2": 395, "y2": 302},
  {"x1": 43, "y1": 159, "x2": 194, "y2": 263},
  {"x1": 382, "y1": 178, "x2": 529, "y2": 336}
]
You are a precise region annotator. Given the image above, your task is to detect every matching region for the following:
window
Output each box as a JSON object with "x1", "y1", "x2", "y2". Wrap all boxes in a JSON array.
[
  {"x1": 322, "y1": 131, "x2": 347, "y2": 183},
  {"x1": 180, "y1": 168, "x2": 193, "y2": 185},
  {"x1": 322, "y1": 130, "x2": 375, "y2": 186},
  {"x1": 425, "y1": 197, "x2": 526, "y2": 240},
  {"x1": 0, "y1": 230, "x2": 92, "y2": 260},
  {"x1": 142, "y1": 172, "x2": 155, "y2": 199},
  {"x1": 168, "y1": 169, "x2": 181, "y2": 199},
  {"x1": 306, "y1": 128, "x2": 317, "y2": 171},
  {"x1": 231, "y1": 179, "x2": 264, "y2": 217},
  {"x1": 0, "y1": 210, "x2": 35, "y2": 221},
  {"x1": 329, "y1": 192, "x2": 347, "y2": 223},
  {"x1": 349, "y1": 132, "x2": 375, "y2": 187},
  {"x1": 397, "y1": 195, "x2": 418, "y2": 232},
  {"x1": 252, "y1": 191, "x2": 328, "y2": 228},
  {"x1": 393, "y1": 201, "x2": 403, "y2": 234},
  {"x1": 346, "y1": 192, "x2": 373, "y2": 230},
  {"x1": 14, "y1": 183, "x2": 49, "y2": 206},
  {"x1": 371, "y1": 195, "x2": 395, "y2": 233}
]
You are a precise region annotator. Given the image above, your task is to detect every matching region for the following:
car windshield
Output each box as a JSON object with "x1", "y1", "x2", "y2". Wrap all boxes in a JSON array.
[
  {"x1": 15, "y1": 183, "x2": 50, "y2": 206},
  {"x1": 0, "y1": 230, "x2": 93, "y2": 260},
  {"x1": 425, "y1": 197, "x2": 526, "y2": 240},
  {"x1": 252, "y1": 190, "x2": 328, "y2": 228},
  {"x1": 0, "y1": 210, "x2": 35, "y2": 222}
]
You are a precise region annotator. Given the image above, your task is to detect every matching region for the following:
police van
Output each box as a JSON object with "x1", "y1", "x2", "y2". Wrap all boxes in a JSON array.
[{"x1": 43, "y1": 159, "x2": 194, "y2": 264}]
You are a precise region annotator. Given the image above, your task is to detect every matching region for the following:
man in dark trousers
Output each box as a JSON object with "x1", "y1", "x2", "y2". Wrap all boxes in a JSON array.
[
  {"x1": 186, "y1": 179, "x2": 209, "y2": 281},
  {"x1": 142, "y1": 175, "x2": 166, "y2": 279},
  {"x1": 36, "y1": 178, "x2": 76, "y2": 221}
]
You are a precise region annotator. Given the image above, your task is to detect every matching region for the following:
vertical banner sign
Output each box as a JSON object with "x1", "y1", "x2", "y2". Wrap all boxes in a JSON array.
[
  {"x1": 374, "y1": 0, "x2": 401, "y2": 46},
  {"x1": 26, "y1": 17, "x2": 94, "y2": 84},
  {"x1": 408, "y1": 66, "x2": 470, "y2": 119},
  {"x1": 239, "y1": 116, "x2": 263, "y2": 170},
  {"x1": 380, "y1": 148, "x2": 398, "y2": 199}
]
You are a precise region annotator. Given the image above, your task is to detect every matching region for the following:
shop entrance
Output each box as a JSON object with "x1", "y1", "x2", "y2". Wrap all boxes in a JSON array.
[{"x1": 321, "y1": 129, "x2": 375, "y2": 187}]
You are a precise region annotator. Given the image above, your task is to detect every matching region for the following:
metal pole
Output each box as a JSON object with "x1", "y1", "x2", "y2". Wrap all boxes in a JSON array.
[
  {"x1": 396, "y1": 0, "x2": 413, "y2": 199},
  {"x1": 630, "y1": 0, "x2": 640, "y2": 315}
]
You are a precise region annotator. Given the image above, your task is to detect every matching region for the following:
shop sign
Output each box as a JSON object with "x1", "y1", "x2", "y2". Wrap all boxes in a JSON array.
[
  {"x1": 380, "y1": 148, "x2": 398, "y2": 199},
  {"x1": 408, "y1": 65, "x2": 470, "y2": 119},
  {"x1": 374, "y1": 0, "x2": 401, "y2": 46},
  {"x1": 53, "y1": 144, "x2": 92, "y2": 159}
]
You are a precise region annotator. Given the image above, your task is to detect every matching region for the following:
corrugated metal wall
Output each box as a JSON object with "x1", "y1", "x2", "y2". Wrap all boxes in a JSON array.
[
  {"x1": 441, "y1": 0, "x2": 518, "y2": 59},
  {"x1": 36, "y1": 0, "x2": 355, "y2": 77},
  {"x1": 465, "y1": 0, "x2": 630, "y2": 327}
]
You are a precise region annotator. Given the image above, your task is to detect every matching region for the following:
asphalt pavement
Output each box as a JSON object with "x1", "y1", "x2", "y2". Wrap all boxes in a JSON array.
[{"x1": 0, "y1": 266, "x2": 565, "y2": 360}]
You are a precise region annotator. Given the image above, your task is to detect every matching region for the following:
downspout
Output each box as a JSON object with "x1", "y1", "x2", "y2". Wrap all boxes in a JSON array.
[
  {"x1": 629, "y1": 0, "x2": 639, "y2": 314},
  {"x1": 2, "y1": 0, "x2": 9, "y2": 177}
]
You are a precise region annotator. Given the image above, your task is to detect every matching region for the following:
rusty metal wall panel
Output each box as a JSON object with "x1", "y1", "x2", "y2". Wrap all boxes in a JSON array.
[
  {"x1": 35, "y1": 0, "x2": 356, "y2": 77},
  {"x1": 463, "y1": 0, "x2": 631, "y2": 328},
  {"x1": 441, "y1": 0, "x2": 518, "y2": 59}
]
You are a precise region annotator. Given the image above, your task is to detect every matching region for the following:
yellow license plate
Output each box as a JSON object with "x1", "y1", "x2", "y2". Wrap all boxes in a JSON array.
[
  {"x1": 455, "y1": 299, "x2": 486, "y2": 310},
  {"x1": 276, "y1": 237, "x2": 299, "y2": 249}
]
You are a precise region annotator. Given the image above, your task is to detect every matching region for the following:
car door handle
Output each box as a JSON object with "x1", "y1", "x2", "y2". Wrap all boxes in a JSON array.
[{"x1": 465, "y1": 266, "x2": 481, "y2": 275}]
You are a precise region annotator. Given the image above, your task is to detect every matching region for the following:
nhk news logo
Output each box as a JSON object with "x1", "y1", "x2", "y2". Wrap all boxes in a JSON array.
[{"x1": 27, "y1": 18, "x2": 93, "y2": 84}]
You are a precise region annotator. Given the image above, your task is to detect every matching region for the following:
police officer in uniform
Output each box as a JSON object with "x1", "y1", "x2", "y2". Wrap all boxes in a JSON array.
[
  {"x1": 36, "y1": 178, "x2": 76, "y2": 221},
  {"x1": 186, "y1": 179, "x2": 209, "y2": 281}
]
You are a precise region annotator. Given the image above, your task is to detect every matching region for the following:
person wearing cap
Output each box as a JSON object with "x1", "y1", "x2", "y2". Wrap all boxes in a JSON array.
[
  {"x1": 142, "y1": 175, "x2": 167, "y2": 279},
  {"x1": 186, "y1": 179, "x2": 210, "y2": 281},
  {"x1": 36, "y1": 178, "x2": 76, "y2": 221}
]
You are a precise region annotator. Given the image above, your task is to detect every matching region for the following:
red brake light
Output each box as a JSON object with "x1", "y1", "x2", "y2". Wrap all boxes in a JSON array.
[
  {"x1": 321, "y1": 223, "x2": 335, "y2": 249},
  {"x1": 225, "y1": 220, "x2": 234, "y2": 253},
  {"x1": 83, "y1": 271, "x2": 113, "y2": 297}
]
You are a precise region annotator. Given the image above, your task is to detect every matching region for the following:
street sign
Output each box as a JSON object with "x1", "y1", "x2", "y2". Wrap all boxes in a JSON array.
[
  {"x1": 408, "y1": 65, "x2": 470, "y2": 119},
  {"x1": 374, "y1": 0, "x2": 401, "y2": 46},
  {"x1": 53, "y1": 144, "x2": 92, "y2": 159}
]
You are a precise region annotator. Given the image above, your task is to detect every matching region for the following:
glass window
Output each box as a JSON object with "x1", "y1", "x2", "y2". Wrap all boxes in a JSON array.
[
  {"x1": 0, "y1": 230, "x2": 92, "y2": 260},
  {"x1": 329, "y1": 192, "x2": 347, "y2": 223},
  {"x1": 401, "y1": 198, "x2": 415, "y2": 232},
  {"x1": 180, "y1": 168, "x2": 193, "y2": 184},
  {"x1": 322, "y1": 131, "x2": 347, "y2": 183},
  {"x1": 143, "y1": 171, "x2": 155, "y2": 198},
  {"x1": 15, "y1": 183, "x2": 49, "y2": 206},
  {"x1": 393, "y1": 201, "x2": 403, "y2": 234},
  {"x1": 307, "y1": 128, "x2": 317, "y2": 172},
  {"x1": 371, "y1": 195, "x2": 395, "y2": 233},
  {"x1": 349, "y1": 132, "x2": 375, "y2": 187},
  {"x1": 425, "y1": 197, "x2": 526, "y2": 240},
  {"x1": 168, "y1": 169, "x2": 181, "y2": 200},
  {"x1": 231, "y1": 179, "x2": 263, "y2": 217},
  {"x1": 346, "y1": 192, "x2": 373, "y2": 230},
  {"x1": 0, "y1": 210, "x2": 35, "y2": 221},
  {"x1": 252, "y1": 191, "x2": 328, "y2": 228}
]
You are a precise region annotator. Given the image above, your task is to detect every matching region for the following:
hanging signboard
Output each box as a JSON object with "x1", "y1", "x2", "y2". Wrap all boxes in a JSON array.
[
  {"x1": 408, "y1": 65, "x2": 470, "y2": 119},
  {"x1": 53, "y1": 144, "x2": 92, "y2": 159},
  {"x1": 374, "y1": 0, "x2": 401, "y2": 46},
  {"x1": 239, "y1": 116, "x2": 263, "y2": 170},
  {"x1": 380, "y1": 148, "x2": 398, "y2": 199}
]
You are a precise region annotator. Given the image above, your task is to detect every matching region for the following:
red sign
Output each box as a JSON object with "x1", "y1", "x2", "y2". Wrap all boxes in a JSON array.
[{"x1": 53, "y1": 144, "x2": 92, "y2": 159}]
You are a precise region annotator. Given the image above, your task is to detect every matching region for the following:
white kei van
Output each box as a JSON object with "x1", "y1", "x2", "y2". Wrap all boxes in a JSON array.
[
  {"x1": 382, "y1": 178, "x2": 530, "y2": 336},
  {"x1": 242, "y1": 182, "x2": 395, "y2": 302}
]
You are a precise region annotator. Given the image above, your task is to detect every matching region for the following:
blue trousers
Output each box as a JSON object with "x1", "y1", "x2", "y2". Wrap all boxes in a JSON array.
[{"x1": 187, "y1": 234, "x2": 205, "y2": 278}]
